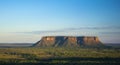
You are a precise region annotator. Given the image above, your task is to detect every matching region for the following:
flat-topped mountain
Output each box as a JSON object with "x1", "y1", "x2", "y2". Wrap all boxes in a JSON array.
[{"x1": 33, "y1": 36, "x2": 102, "y2": 47}]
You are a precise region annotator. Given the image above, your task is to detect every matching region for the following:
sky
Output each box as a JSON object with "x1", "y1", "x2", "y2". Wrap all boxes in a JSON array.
[{"x1": 0, "y1": 0, "x2": 120, "y2": 43}]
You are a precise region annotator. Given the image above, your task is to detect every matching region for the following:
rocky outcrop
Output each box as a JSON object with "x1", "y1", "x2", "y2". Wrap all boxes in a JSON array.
[{"x1": 33, "y1": 36, "x2": 102, "y2": 47}]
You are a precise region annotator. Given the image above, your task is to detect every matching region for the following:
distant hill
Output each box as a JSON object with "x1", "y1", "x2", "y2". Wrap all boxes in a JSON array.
[
  {"x1": 0, "y1": 43, "x2": 32, "y2": 48},
  {"x1": 105, "y1": 43, "x2": 120, "y2": 48},
  {"x1": 33, "y1": 36, "x2": 103, "y2": 47}
]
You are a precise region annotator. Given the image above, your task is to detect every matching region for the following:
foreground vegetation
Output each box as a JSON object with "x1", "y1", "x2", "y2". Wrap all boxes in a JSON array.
[{"x1": 0, "y1": 47, "x2": 120, "y2": 65}]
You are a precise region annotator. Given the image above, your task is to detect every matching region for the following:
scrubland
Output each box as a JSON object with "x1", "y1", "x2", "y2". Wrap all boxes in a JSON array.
[{"x1": 0, "y1": 47, "x2": 119, "y2": 65}]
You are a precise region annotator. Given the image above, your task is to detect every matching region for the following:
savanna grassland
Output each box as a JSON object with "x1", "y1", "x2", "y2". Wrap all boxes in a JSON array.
[{"x1": 0, "y1": 47, "x2": 120, "y2": 65}]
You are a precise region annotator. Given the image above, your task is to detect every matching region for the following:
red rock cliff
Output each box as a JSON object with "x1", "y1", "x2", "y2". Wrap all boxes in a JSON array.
[{"x1": 33, "y1": 36, "x2": 102, "y2": 47}]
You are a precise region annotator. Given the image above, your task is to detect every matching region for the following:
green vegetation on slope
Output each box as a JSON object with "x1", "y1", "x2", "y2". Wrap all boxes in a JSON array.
[{"x1": 0, "y1": 47, "x2": 119, "y2": 65}]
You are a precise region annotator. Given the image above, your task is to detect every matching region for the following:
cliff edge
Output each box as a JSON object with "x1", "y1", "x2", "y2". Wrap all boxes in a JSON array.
[{"x1": 33, "y1": 36, "x2": 102, "y2": 47}]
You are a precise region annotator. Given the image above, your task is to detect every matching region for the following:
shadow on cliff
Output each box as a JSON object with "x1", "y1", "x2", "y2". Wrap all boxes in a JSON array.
[
  {"x1": 77, "y1": 37, "x2": 84, "y2": 45},
  {"x1": 53, "y1": 36, "x2": 89, "y2": 46},
  {"x1": 54, "y1": 37, "x2": 68, "y2": 46}
]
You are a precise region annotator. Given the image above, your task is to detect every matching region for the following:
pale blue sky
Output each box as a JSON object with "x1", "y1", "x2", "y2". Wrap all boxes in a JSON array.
[{"x1": 0, "y1": 0, "x2": 120, "y2": 43}]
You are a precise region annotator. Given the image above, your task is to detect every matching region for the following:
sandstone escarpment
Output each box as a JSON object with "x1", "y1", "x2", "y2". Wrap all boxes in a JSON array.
[{"x1": 33, "y1": 36, "x2": 102, "y2": 47}]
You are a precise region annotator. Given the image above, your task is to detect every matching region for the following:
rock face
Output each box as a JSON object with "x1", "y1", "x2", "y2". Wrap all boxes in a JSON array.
[{"x1": 33, "y1": 36, "x2": 102, "y2": 47}]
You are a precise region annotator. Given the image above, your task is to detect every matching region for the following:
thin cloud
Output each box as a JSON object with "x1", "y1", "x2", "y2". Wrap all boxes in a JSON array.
[
  {"x1": 100, "y1": 32, "x2": 120, "y2": 34},
  {"x1": 64, "y1": 26, "x2": 120, "y2": 30},
  {"x1": 17, "y1": 26, "x2": 120, "y2": 34},
  {"x1": 18, "y1": 30, "x2": 65, "y2": 34}
]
